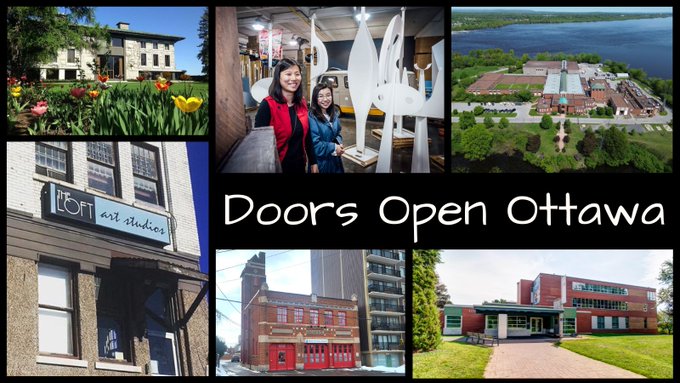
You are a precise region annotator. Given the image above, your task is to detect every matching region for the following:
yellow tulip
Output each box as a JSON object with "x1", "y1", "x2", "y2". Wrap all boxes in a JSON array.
[
  {"x1": 172, "y1": 95, "x2": 203, "y2": 113},
  {"x1": 157, "y1": 76, "x2": 168, "y2": 85},
  {"x1": 10, "y1": 86, "x2": 21, "y2": 97},
  {"x1": 11, "y1": 91, "x2": 21, "y2": 98}
]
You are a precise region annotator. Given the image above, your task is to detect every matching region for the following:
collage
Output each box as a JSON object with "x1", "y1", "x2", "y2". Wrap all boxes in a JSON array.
[{"x1": 2, "y1": 4, "x2": 675, "y2": 381}]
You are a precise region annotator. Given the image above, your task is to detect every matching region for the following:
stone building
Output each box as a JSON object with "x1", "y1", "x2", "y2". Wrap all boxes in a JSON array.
[
  {"x1": 6, "y1": 142, "x2": 208, "y2": 376},
  {"x1": 39, "y1": 22, "x2": 185, "y2": 81},
  {"x1": 240, "y1": 252, "x2": 361, "y2": 371}
]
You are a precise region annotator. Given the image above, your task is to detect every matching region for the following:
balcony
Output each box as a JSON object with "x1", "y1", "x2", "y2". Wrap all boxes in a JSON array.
[
  {"x1": 369, "y1": 303, "x2": 404, "y2": 313},
  {"x1": 367, "y1": 264, "x2": 403, "y2": 282},
  {"x1": 366, "y1": 250, "x2": 403, "y2": 265},
  {"x1": 372, "y1": 342, "x2": 404, "y2": 351},
  {"x1": 368, "y1": 284, "x2": 403, "y2": 298},
  {"x1": 371, "y1": 322, "x2": 405, "y2": 331}
]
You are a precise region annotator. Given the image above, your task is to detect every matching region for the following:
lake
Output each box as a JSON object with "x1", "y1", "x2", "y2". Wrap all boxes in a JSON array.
[{"x1": 452, "y1": 17, "x2": 673, "y2": 79}]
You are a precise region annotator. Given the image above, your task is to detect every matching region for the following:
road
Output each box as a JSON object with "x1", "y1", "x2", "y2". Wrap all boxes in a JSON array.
[
  {"x1": 217, "y1": 361, "x2": 404, "y2": 377},
  {"x1": 452, "y1": 102, "x2": 674, "y2": 127}
]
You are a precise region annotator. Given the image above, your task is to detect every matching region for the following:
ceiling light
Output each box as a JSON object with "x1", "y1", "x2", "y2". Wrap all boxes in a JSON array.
[
  {"x1": 355, "y1": 13, "x2": 370, "y2": 21},
  {"x1": 252, "y1": 17, "x2": 265, "y2": 31}
]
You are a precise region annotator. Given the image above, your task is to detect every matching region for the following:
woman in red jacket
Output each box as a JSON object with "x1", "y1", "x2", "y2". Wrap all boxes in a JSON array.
[{"x1": 254, "y1": 58, "x2": 318, "y2": 173}]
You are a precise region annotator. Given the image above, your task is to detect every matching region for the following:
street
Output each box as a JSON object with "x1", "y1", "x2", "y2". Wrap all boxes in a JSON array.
[{"x1": 217, "y1": 361, "x2": 405, "y2": 377}]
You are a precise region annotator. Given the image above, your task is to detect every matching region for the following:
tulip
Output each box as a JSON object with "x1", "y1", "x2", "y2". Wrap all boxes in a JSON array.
[
  {"x1": 31, "y1": 105, "x2": 48, "y2": 117},
  {"x1": 70, "y1": 87, "x2": 86, "y2": 99},
  {"x1": 11, "y1": 86, "x2": 21, "y2": 98},
  {"x1": 156, "y1": 76, "x2": 168, "y2": 85},
  {"x1": 172, "y1": 95, "x2": 203, "y2": 113},
  {"x1": 155, "y1": 81, "x2": 170, "y2": 92},
  {"x1": 99, "y1": 82, "x2": 111, "y2": 90},
  {"x1": 20, "y1": 75, "x2": 28, "y2": 82},
  {"x1": 7, "y1": 77, "x2": 17, "y2": 86},
  {"x1": 98, "y1": 74, "x2": 109, "y2": 83},
  {"x1": 88, "y1": 90, "x2": 100, "y2": 99},
  {"x1": 36, "y1": 101, "x2": 48, "y2": 108},
  {"x1": 136, "y1": 75, "x2": 145, "y2": 82}
]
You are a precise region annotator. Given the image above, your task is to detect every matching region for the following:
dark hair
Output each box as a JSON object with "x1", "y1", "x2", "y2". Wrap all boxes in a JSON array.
[
  {"x1": 268, "y1": 58, "x2": 303, "y2": 105},
  {"x1": 310, "y1": 82, "x2": 337, "y2": 121}
]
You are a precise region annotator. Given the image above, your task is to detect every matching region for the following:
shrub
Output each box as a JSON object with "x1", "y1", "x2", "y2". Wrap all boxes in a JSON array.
[
  {"x1": 453, "y1": 109, "x2": 458, "y2": 115},
  {"x1": 526, "y1": 134, "x2": 541, "y2": 153},
  {"x1": 553, "y1": 135, "x2": 560, "y2": 143},
  {"x1": 563, "y1": 135, "x2": 570, "y2": 143}
]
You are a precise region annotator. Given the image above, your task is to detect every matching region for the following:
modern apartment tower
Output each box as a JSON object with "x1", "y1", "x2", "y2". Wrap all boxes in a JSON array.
[{"x1": 310, "y1": 250, "x2": 406, "y2": 368}]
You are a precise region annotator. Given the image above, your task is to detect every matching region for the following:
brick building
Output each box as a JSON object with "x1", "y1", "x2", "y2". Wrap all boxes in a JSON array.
[
  {"x1": 240, "y1": 252, "x2": 361, "y2": 371},
  {"x1": 523, "y1": 60, "x2": 579, "y2": 75},
  {"x1": 6, "y1": 142, "x2": 209, "y2": 376},
  {"x1": 443, "y1": 273, "x2": 657, "y2": 338}
]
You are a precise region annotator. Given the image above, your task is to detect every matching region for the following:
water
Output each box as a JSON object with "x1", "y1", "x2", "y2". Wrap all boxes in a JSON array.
[{"x1": 452, "y1": 17, "x2": 673, "y2": 79}]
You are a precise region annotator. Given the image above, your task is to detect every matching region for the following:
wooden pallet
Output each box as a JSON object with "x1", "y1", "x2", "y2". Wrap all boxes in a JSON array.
[
  {"x1": 370, "y1": 129, "x2": 432, "y2": 149},
  {"x1": 341, "y1": 145, "x2": 379, "y2": 167},
  {"x1": 430, "y1": 155, "x2": 445, "y2": 172}
]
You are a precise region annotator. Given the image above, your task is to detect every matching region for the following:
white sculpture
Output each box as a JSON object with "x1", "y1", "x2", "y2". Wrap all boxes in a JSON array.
[
  {"x1": 344, "y1": 7, "x2": 379, "y2": 164},
  {"x1": 411, "y1": 39, "x2": 445, "y2": 173},
  {"x1": 310, "y1": 14, "x2": 328, "y2": 95}
]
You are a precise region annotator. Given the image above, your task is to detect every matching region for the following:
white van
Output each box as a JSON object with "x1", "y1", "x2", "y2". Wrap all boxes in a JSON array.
[{"x1": 318, "y1": 69, "x2": 417, "y2": 117}]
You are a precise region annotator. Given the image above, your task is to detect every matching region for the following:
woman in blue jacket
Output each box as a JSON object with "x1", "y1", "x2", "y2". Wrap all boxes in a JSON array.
[{"x1": 309, "y1": 83, "x2": 344, "y2": 173}]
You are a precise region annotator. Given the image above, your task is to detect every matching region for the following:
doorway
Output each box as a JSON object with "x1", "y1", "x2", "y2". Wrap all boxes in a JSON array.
[{"x1": 530, "y1": 317, "x2": 543, "y2": 334}]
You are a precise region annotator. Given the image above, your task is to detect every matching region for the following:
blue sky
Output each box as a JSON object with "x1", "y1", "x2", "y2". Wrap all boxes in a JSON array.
[
  {"x1": 455, "y1": 7, "x2": 673, "y2": 13},
  {"x1": 216, "y1": 250, "x2": 312, "y2": 347},
  {"x1": 187, "y1": 142, "x2": 209, "y2": 274},
  {"x1": 438, "y1": 250, "x2": 672, "y2": 306},
  {"x1": 92, "y1": 7, "x2": 206, "y2": 75}
]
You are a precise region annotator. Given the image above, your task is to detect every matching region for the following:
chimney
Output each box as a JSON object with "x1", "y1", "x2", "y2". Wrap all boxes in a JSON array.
[{"x1": 117, "y1": 22, "x2": 129, "y2": 30}]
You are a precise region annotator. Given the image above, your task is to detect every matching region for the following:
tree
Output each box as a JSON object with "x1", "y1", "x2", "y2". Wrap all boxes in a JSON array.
[
  {"x1": 473, "y1": 105, "x2": 484, "y2": 116},
  {"x1": 540, "y1": 114, "x2": 553, "y2": 130},
  {"x1": 461, "y1": 125, "x2": 493, "y2": 161},
  {"x1": 517, "y1": 89, "x2": 532, "y2": 102},
  {"x1": 602, "y1": 126, "x2": 630, "y2": 166},
  {"x1": 483, "y1": 116, "x2": 494, "y2": 129},
  {"x1": 413, "y1": 250, "x2": 442, "y2": 352},
  {"x1": 578, "y1": 129, "x2": 598, "y2": 156},
  {"x1": 563, "y1": 119, "x2": 572, "y2": 134},
  {"x1": 526, "y1": 134, "x2": 541, "y2": 152},
  {"x1": 435, "y1": 274, "x2": 451, "y2": 308},
  {"x1": 459, "y1": 111, "x2": 476, "y2": 130},
  {"x1": 498, "y1": 117, "x2": 509, "y2": 129},
  {"x1": 216, "y1": 336, "x2": 228, "y2": 366},
  {"x1": 7, "y1": 7, "x2": 108, "y2": 78},
  {"x1": 483, "y1": 298, "x2": 508, "y2": 304},
  {"x1": 658, "y1": 259, "x2": 673, "y2": 321},
  {"x1": 197, "y1": 7, "x2": 209, "y2": 79},
  {"x1": 658, "y1": 311, "x2": 673, "y2": 334}
]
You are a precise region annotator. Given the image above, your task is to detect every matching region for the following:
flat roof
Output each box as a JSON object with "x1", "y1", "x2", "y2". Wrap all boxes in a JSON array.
[
  {"x1": 544, "y1": 73, "x2": 584, "y2": 95},
  {"x1": 524, "y1": 60, "x2": 579, "y2": 71}
]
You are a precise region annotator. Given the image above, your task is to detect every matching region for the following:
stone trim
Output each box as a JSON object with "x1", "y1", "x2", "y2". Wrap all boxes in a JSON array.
[
  {"x1": 95, "y1": 361, "x2": 143, "y2": 373},
  {"x1": 36, "y1": 355, "x2": 88, "y2": 368}
]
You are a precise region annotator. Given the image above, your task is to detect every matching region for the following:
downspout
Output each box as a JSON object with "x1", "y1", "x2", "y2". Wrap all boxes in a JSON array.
[{"x1": 161, "y1": 142, "x2": 178, "y2": 252}]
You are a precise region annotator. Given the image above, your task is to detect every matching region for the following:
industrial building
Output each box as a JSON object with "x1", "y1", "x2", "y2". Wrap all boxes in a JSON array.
[{"x1": 442, "y1": 273, "x2": 657, "y2": 338}]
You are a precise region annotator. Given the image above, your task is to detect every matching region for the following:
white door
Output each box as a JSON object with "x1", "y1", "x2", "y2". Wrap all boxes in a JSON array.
[{"x1": 530, "y1": 317, "x2": 543, "y2": 334}]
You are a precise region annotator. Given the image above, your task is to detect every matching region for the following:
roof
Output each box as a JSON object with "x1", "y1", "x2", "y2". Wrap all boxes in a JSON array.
[
  {"x1": 544, "y1": 73, "x2": 585, "y2": 95},
  {"x1": 524, "y1": 60, "x2": 579, "y2": 72},
  {"x1": 474, "y1": 303, "x2": 563, "y2": 315},
  {"x1": 107, "y1": 27, "x2": 184, "y2": 42}
]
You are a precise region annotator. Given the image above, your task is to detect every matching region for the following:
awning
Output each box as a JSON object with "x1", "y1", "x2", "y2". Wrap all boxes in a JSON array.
[
  {"x1": 474, "y1": 304, "x2": 563, "y2": 315},
  {"x1": 111, "y1": 258, "x2": 209, "y2": 282}
]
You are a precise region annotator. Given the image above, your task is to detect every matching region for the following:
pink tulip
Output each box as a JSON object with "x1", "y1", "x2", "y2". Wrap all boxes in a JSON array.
[
  {"x1": 36, "y1": 101, "x2": 48, "y2": 108},
  {"x1": 31, "y1": 105, "x2": 48, "y2": 117}
]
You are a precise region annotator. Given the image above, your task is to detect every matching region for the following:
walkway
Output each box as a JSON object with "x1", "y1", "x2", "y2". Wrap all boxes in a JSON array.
[{"x1": 483, "y1": 339, "x2": 645, "y2": 379}]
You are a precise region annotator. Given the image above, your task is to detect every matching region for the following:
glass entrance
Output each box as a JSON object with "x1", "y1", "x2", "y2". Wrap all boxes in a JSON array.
[{"x1": 530, "y1": 317, "x2": 543, "y2": 334}]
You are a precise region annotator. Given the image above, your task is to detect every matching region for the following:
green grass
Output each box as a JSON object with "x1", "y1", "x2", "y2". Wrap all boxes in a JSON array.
[
  {"x1": 481, "y1": 112, "x2": 517, "y2": 118},
  {"x1": 413, "y1": 340, "x2": 492, "y2": 379},
  {"x1": 557, "y1": 334, "x2": 673, "y2": 379},
  {"x1": 453, "y1": 66, "x2": 499, "y2": 81},
  {"x1": 45, "y1": 81, "x2": 209, "y2": 97},
  {"x1": 629, "y1": 131, "x2": 673, "y2": 163}
]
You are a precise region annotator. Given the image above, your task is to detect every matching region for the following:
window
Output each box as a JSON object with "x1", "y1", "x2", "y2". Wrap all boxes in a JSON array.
[
  {"x1": 141, "y1": 41, "x2": 146, "y2": 48},
  {"x1": 644, "y1": 318, "x2": 648, "y2": 329},
  {"x1": 36, "y1": 142, "x2": 70, "y2": 181},
  {"x1": 486, "y1": 315, "x2": 498, "y2": 329},
  {"x1": 508, "y1": 316, "x2": 527, "y2": 329},
  {"x1": 572, "y1": 281, "x2": 628, "y2": 295},
  {"x1": 96, "y1": 272, "x2": 131, "y2": 361},
  {"x1": 277, "y1": 307, "x2": 287, "y2": 323},
  {"x1": 321, "y1": 76, "x2": 338, "y2": 88},
  {"x1": 294, "y1": 308, "x2": 303, "y2": 324},
  {"x1": 310, "y1": 309, "x2": 318, "y2": 325},
  {"x1": 67, "y1": 49, "x2": 76, "y2": 63},
  {"x1": 153, "y1": 54, "x2": 159, "y2": 66},
  {"x1": 164, "y1": 43, "x2": 169, "y2": 50},
  {"x1": 446, "y1": 316, "x2": 462, "y2": 328},
  {"x1": 612, "y1": 316, "x2": 619, "y2": 329},
  {"x1": 572, "y1": 297, "x2": 627, "y2": 311},
  {"x1": 563, "y1": 318, "x2": 576, "y2": 334},
  {"x1": 165, "y1": 55, "x2": 170, "y2": 67},
  {"x1": 141, "y1": 53, "x2": 147, "y2": 66},
  {"x1": 338, "y1": 311, "x2": 346, "y2": 326},
  {"x1": 87, "y1": 142, "x2": 118, "y2": 196},
  {"x1": 597, "y1": 316, "x2": 605, "y2": 329},
  {"x1": 131, "y1": 144, "x2": 163, "y2": 206},
  {"x1": 111, "y1": 37, "x2": 124, "y2": 47},
  {"x1": 64, "y1": 70, "x2": 77, "y2": 80},
  {"x1": 647, "y1": 291, "x2": 656, "y2": 301},
  {"x1": 324, "y1": 311, "x2": 333, "y2": 326},
  {"x1": 625, "y1": 317, "x2": 629, "y2": 329},
  {"x1": 153, "y1": 42, "x2": 158, "y2": 49},
  {"x1": 38, "y1": 263, "x2": 75, "y2": 355}
]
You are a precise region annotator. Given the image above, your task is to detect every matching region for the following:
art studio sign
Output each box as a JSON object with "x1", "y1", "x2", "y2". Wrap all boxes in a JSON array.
[{"x1": 44, "y1": 183, "x2": 170, "y2": 245}]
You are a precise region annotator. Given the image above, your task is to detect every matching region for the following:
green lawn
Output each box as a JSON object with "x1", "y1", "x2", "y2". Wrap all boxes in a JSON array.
[
  {"x1": 44, "y1": 81, "x2": 209, "y2": 97},
  {"x1": 453, "y1": 66, "x2": 499, "y2": 81},
  {"x1": 630, "y1": 131, "x2": 673, "y2": 163},
  {"x1": 413, "y1": 340, "x2": 492, "y2": 379},
  {"x1": 558, "y1": 334, "x2": 673, "y2": 379},
  {"x1": 481, "y1": 112, "x2": 517, "y2": 118}
]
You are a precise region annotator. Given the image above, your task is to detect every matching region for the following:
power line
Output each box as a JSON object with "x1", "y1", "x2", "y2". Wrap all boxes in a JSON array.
[{"x1": 215, "y1": 250, "x2": 297, "y2": 272}]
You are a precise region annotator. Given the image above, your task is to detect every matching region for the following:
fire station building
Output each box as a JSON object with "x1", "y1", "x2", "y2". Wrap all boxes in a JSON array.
[
  {"x1": 442, "y1": 273, "x2": 657, "y2": 338},
  {"x1": 240, "y1": 252, "x2": 361, "y2": 371}
]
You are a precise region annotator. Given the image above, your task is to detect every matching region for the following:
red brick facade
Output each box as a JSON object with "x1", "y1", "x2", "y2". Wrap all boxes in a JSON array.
[{"x1": 241, "y1": 253, "x2": 361, "y2": 371}]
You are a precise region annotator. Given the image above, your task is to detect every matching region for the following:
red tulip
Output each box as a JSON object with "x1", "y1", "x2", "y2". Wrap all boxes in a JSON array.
[{"x1": 70, "y1": 87, "x2": 87, "y2": 99}]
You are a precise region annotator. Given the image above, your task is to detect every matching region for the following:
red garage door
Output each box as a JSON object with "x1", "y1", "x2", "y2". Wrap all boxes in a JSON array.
[
  {"x1": 303, "y1": 343, "x2": 329, "y2": 370},
  {"x1": 269, "y1": 343, "x2": 295, "y2": 371},
  {"x1": 332, "y1": 344, "x2": 354, "y2": 368}
]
